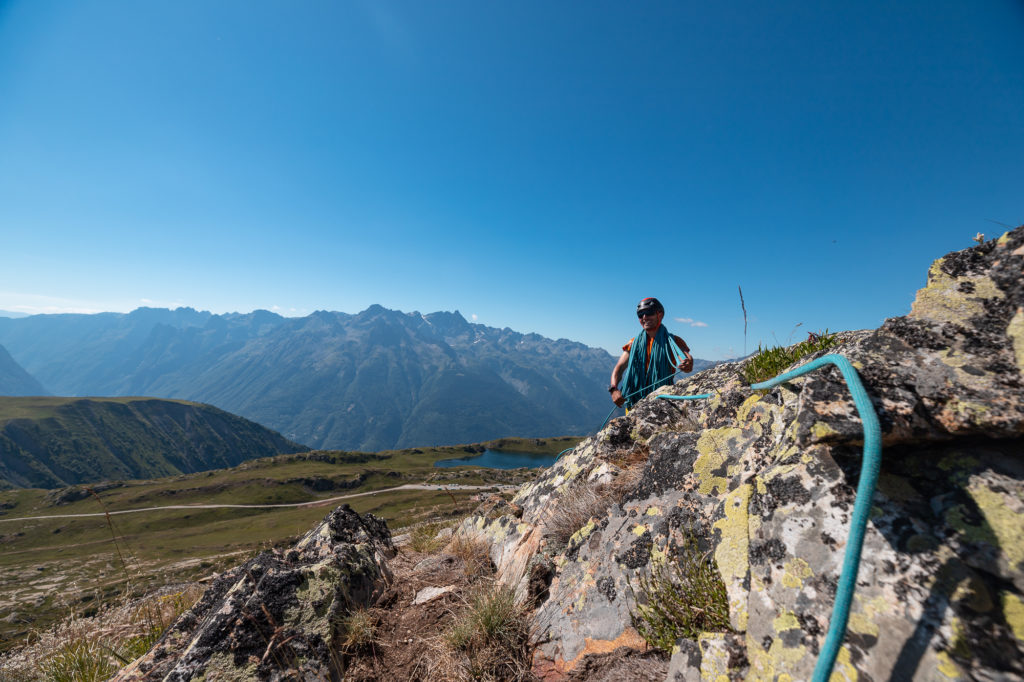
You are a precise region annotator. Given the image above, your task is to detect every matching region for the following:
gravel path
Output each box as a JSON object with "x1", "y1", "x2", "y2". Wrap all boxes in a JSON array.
[{"x1": 0, "y1": 483, "x2": 514, "y2": 522}]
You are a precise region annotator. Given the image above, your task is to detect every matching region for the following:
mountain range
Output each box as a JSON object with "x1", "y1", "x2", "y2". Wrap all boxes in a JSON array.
[{"x1": 0, "y1": 306, "x2": 717, "y2": 451}]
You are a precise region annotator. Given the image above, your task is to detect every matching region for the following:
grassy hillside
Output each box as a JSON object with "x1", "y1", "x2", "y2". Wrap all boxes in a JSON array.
[
  {"x1": 0, "y1": 436, "x2": 577, "y2": 651},
  {"x1": 0, "y1": 397, "x2": 308, "y2": 489}
]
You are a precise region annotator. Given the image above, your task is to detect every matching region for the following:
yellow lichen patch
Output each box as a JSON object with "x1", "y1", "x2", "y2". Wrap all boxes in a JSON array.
[
  {"x1": 713, "y1": 483, "x2": 751, "y2": 631},
  {"x1": 645, "y1": 506, "x2": 661, "y2": 516},
  {"x1": 695, "y1": 428, "x2": 739, "y2": 495},
  {"x1": 966, "y1": 481, "x2": 1024, "y2": 569},
  {"x1": 1002, "y1": 590, "x2": 1024, "y2": 641},
  {"x1": 810, "y1": 421, "x2": 840, "y2": 441},
  {"x1": 773, "y1": 610, "x2": 800, "y2": 632},
  {"x1": 951, "y1": 574, "x2": 993, "y2": 613},
  {"x1": 632, "y1": 523, "x2": 649, "y2": 536},
  {"x1": 781, "y1": 558, "x2": 813, "y2": 589},
  {"x1": 829, "y1": 645, "x2": 858, "y2": 682},
  {"x1": 745, "y1": 632, "x2": 809, "y2": 681},
  {"x1": 935, "y1": 650, "x2": 963, "y2": 679},
  {"x1": 909, "y1": 259, "x2": 1005, "y2": 325},
  {"x1": 949, "y1": 617, "x2": 971, "y2": 658},
  {"x1": 737, "y1": 394, "x2": 762, "y2": 423},
  {"x1": 1007, "y1": 307, "x2": 1024, "y2": 373},
  {"x1": 569, "y1": 519, "x2": 598, "y2": 545},
  {"x1": 697, "y1": 634, "x2": 732, "y2": 680},
  {"x1": 847, "y1": 612, "x2": 879, "y2": 638}
]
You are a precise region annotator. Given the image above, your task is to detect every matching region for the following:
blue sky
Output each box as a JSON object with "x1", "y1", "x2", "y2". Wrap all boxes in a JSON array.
[{"x1": 1, "y1": 1, "x2": 1021, "y2": 360}]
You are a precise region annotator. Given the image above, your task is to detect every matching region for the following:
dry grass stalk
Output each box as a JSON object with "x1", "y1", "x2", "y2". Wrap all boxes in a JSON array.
[
  {"x1": 545, "y1": 478, "x2": 613, "y2": 547},
  {"x1": 0, "y1": 585, "x2": 203, "y2": 682},
  {"x1": 440, "y1": 583, "x2": 534, "y2": 682},
  {"x1": 446, "y1": 534, "x2": 494, "y2": 581}
]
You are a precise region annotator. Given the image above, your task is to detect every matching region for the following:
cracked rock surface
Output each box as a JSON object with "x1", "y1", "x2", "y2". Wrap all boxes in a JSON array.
[{"x1": 456, "y1": 227, "x2": 1024, "y2": 681}]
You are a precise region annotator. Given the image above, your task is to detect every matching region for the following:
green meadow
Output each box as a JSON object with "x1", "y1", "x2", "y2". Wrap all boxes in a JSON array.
[{"x1": 0, "y1": 437, "x2": 580, "y2": 651}]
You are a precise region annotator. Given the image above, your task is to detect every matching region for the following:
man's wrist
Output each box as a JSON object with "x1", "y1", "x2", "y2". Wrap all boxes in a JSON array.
[{"x1": 608, "y1": 385, "x2": 618, "y2": 393}]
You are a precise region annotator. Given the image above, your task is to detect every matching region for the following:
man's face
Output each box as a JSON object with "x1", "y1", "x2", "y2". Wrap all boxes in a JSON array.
[{"x1": 638, "y1": 309, "x2": 663, "y2": 335}]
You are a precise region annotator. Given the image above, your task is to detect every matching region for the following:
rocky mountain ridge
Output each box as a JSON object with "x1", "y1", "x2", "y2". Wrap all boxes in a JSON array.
[
  {"x1": 104, "y1": 226, "x2": 1023, "y2": 681},
  {"x1": 0, "y1": 306, "x2": 697, "y2": 451}
]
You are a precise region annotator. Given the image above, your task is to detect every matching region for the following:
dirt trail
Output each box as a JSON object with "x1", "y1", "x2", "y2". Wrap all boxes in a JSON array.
[{"x1": 0, "y1": 483, "x2": 513, "y2": 523}]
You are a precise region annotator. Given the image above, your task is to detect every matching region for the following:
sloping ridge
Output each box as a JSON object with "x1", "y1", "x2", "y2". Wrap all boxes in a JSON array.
[
  {"x1": 455, "y1": 226, "x2": 1024, "y2": 680},
  {"x1": 106, "y1": 227, "x2": 1024, "y2": 681},
  {"x1": 0, "y1": 344, "x2": 47, "y2": 396},
  {"x1": 0, "y1": 397, "x2": 308, "y2": 489}
]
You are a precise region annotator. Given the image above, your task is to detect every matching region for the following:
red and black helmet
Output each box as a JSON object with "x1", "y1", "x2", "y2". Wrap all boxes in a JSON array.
[{"x1": 636, "y1": 297, "x2": 664, "y2": 316}]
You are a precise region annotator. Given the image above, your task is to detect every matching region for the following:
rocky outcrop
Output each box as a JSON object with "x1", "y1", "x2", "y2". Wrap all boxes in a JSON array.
[
  {"x1": 113, "y1": 505, "x2": 393, "y2": 681},
  {"x1": 457, "y1": 227, "x2": 1024, "y2": 680}
]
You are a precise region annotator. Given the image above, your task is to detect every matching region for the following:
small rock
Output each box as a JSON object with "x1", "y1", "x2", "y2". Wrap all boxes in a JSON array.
[{"x1": 412, "y1": 585, "x2": 456, "y2": 605}]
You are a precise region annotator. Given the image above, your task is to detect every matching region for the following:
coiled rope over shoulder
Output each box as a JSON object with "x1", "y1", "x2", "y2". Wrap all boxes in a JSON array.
[{"x1": 653, "y1": 353, "x2": 881, "y2": 682}]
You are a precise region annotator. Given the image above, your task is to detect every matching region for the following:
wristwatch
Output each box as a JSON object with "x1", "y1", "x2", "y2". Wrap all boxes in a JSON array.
[{"x1": 608, "y1": 385, "x2": 618, "y2": 393}]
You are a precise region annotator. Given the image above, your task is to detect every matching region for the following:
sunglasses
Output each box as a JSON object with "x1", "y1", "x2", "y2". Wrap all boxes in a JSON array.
[{"x1": 637, "y1": 310, "x2": 660, "y2": 319}]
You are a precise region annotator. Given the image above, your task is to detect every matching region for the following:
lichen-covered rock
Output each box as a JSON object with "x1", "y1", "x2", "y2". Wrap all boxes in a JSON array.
[
  {"x1": 112, "y1": 505, "x2": 393, "y2": 681},
  {"x1": 464, "y1": 227, "x2": 1024, "y2": 681}
]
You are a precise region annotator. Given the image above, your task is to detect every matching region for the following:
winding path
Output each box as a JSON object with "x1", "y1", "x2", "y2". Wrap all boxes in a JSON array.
[{"x1": 0, "y1": 483, "x2": 513, "y2": 523}]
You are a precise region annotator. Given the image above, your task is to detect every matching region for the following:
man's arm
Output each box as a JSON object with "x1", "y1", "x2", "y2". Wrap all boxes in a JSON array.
[
  {"x1": 673, "y1": 334, "x2": 694, "y2": 373},
  {"x1": 609, "y1": 350, "x2": 630, "y2": 407}
]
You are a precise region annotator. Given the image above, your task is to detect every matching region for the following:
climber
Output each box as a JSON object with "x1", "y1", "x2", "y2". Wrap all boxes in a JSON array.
[{"x1": 608, "y1": 297, "x2": 694, "y2": 408}]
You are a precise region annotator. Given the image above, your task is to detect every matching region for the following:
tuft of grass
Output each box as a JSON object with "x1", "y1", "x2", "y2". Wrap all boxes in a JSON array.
[
  {"x1": 445, "y1": 584, "x2": 533, "y2": 681},
  {"x1": 545, "y1": 478, "x2": 612, "y2": 547},
  {"x1": 33, "y1": 639, "x2": 117, "y2": 682},
  {"x1": 340, "y1": 608, "x2": 378, "y2": 654},
  {"x1": 0, "y1": 586, "x2": 202, "y2": 682},
  {"x1": 408, "y1": 521, "x2": 451, "y2": 553},
  {"x1": 446, "y1": 534, "x2": 494, "y2": 581},
  {"x1": 628, "y1": 540, "x2": 731, "y2": 654},
  {"x1": 741, "y1": 329, "x2": 838, "y2": 385}
]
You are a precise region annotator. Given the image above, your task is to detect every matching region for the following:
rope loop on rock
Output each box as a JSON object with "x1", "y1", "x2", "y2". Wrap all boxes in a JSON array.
[{"x1": 648, "y1": 352, "x2": 880, "y2": 682}]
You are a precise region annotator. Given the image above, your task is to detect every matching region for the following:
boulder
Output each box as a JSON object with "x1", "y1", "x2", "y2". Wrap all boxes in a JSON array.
[
  {"x1": 112, "y1": 505, "x2": 393, "y2": 681},
  {"x1": 457, "y1": 227, "x2": 1024, "y2": 680}
]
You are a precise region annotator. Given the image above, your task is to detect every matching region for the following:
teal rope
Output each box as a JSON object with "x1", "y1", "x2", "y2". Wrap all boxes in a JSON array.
[
  {"x1": 602, "y1": 333, "x2": 694, "y2": 428},
  {"x1": 657, "y1": 393, "x2": 712, "y2": 401},
  {"x1": 749, "y1": 354, "x2": 881, "y2": 682},
  {"x1": 651, "y1": 353, "x2": 880, "y2": 681}
]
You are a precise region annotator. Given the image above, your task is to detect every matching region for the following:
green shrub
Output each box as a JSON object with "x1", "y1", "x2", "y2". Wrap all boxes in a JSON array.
[
  {"x1": 628, "y1": 541, "x2": 731, "y2": 653},
  {"x1": 741, "y1": 330, "x2": 838, "y2": 385}
]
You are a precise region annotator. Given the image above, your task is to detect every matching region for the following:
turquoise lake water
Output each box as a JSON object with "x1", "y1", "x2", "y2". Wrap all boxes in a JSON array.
[{"x1": 433, "y1": 449, "x2": 558, "y2": 469}]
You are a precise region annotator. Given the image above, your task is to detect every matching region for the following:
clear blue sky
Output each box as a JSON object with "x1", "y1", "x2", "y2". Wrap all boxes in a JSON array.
[{"x1": 1, "y1": 1, "x2": 1021, "y2": 359}]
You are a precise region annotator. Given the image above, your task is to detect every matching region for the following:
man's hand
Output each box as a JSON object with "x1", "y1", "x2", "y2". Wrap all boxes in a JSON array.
[
  {"x1": 611, "y1": 388, "x2": 625, "y2": 407},
  {"x1": 679, "y1": 357, "x2": 694, "y2": 373}
]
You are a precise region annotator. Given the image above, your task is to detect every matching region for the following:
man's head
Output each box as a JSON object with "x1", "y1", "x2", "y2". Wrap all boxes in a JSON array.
[{"x1": 636, "y1": 297, "x2": 664, "y2": 335}]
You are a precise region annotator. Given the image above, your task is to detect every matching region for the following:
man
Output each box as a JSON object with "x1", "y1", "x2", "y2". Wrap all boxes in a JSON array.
[{"x1": 609, "y1": 297, "x2": 694, "y2": 408}]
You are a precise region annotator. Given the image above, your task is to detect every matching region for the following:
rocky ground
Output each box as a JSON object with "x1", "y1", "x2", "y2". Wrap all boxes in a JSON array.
[{"x1": 18, "y1": 227, "x2": 1020, "y2": 681}]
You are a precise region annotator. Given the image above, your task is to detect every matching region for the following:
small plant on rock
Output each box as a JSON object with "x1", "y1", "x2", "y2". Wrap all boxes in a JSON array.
[
  {"x1": 628, "y1": 539, "x2": 731, "y2": 654},
  {"x1": 545, "y1": 478, "x2": 612, "y2": 547},
  {"x1": 741, "y1": 329, "x2": 838, "y2": 385}
]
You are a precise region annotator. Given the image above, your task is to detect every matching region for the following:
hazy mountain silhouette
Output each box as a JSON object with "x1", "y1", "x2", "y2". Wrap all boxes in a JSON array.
[{"x1": 0, "y1": 306, "x2": 713, "y2": 450}]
